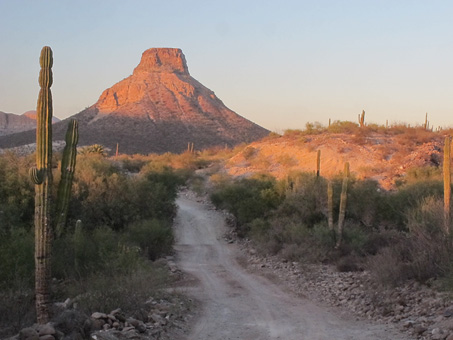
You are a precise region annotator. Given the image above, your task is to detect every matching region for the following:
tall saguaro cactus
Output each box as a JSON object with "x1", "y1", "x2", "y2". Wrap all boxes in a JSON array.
[
  {"x1": 444, "y1": 136, "x2": 451, "y2": 235},
  {"x1": 336, "y1": 162, "x2": 350, "y2": 248},
  {"x1": 33, "y1": 46, "x2": 54, "y2": 324},
  {"x1": 31, "y1": 47, "x2": 79, "y2": 323}
]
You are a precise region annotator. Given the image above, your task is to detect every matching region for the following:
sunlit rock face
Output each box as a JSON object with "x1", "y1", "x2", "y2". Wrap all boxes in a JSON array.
[{"x1": 84, "y1": 47, "x2": 269, "y2": 154}]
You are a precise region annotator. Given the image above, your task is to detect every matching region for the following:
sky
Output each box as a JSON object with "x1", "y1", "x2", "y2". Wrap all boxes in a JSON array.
[{"x1": 1, "y1": 0, "x2": 452, "y2": 132}]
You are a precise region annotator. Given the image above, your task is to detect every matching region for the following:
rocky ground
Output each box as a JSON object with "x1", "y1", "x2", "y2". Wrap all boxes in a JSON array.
[
  {"x1": 2, "y1": 264, "x2": 195, "y2": 340},
  {"x1": 235, "y1": 236, "x2": 453, "y2": 340}
]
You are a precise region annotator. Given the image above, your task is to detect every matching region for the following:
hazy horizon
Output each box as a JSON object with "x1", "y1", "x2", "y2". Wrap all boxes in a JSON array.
[{"x1": 1, "y1": 1, "x2": 452, "y2": 132}]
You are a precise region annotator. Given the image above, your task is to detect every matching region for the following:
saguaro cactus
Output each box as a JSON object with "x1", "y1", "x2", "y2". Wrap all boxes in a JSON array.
[
  {"x1": 55, "y1": 119, "x2": 79, "y2": 238},
  {"x1": 336, "y1": 162, "x2": 350, "y2": 248},
  {"x1": 444, "y1": 136, "x2": 451, "y2": 234},
  {"x1": 33, "y1": 46, "x2": 54, "y2": 324},
  {"x1": 327, "y1": 180, "x2": 334, "y2": 232},
  {"x1": 358, "y1": 110, "x2": 365, "y2": 128},
  {"x1": 316, "y1": 150, "x2": 321, "y2": 177},
  {"x1": 32, "y1": 47, "x2": 79, "y2": 323}
]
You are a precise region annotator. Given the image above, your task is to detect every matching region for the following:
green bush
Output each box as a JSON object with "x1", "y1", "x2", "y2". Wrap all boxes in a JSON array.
[
  {"x1": 277, "y1": 173, "x2": 327, "y2": 228},
  {"x1": 384, "y1": 180, "x2": 444, "y2": 229},
  {"x1": 210, "y1": 176, "x2": 283, "y2": 234},
  {"x1": 125, "y1": 219, "x2": 174, "y2": 260},
  {"x1": 69, "y1": 157, "x2": 184, "y2": 231}
]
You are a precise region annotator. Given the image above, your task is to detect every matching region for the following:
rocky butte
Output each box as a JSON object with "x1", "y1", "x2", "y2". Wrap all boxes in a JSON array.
[{"x1": 0, "y1": 48, "x2": 269, "y2": 154}]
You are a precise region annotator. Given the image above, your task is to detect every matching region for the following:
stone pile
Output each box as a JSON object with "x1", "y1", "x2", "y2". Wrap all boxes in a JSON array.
[{"x1": 7, "y1": 294, "x2": 192, "y2": 340}]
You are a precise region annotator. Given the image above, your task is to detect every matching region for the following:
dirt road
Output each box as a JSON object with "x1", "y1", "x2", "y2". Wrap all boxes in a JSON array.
[{"x1": 174, "y1": 193, "x2": 409, "y2": 340}]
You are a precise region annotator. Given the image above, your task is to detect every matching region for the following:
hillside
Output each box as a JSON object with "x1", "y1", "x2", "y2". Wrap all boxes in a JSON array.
[{"x1": 224, "y1": 125, "x2": 445, "y2": 189}]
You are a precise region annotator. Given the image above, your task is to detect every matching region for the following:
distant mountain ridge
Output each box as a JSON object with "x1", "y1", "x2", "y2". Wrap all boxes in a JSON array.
[
  {"x1": 0, "y1": 48, "x2": 269, "y2": 154},
  {"x1": 0, "y1": 111, "x2": 60, "y2": 136}
]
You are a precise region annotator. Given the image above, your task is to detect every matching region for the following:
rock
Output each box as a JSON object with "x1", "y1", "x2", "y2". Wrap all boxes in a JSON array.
[
  {"x1": 126, "y1": 318, "x2": 139, "y2": 328},
  {"x1": 135, "y1": 322, "x2": 146, "y2": 334},
  {"x1": 89, "y1": 319, "x2": 104, "y2": 331},
  {"x1": 403, "y1": 320, "x2": 415, "y2": 328},
  {"x1": 91, "y1": 312, "x2": 107, "y2": 320},
  {"x1": 445, "y1": 306, "x2": 453, "y2": 317},
  {"x1": 414, "y1": 325, "x2": 427, "y2": 336},
  {"x1": 36, "y1": 324, "x2": 55, "y2": 336},
  {"x1": 53, "y1": 309, "x2": 90, "y2": 336},
  {"x1": 39, "y1": 335, "x2": 55, "y2": 340},
  {"x1": 446, "y1": 334, "x2": 453, "y2": 340},
  {"x1": 19, "y1": 328, "x2": 39, "y2": 340}
]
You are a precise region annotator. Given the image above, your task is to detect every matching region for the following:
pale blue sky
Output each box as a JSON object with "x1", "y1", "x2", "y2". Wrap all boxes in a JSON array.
[{"x1": 1, "y1": 0, "x2": 452, "y2": 132}]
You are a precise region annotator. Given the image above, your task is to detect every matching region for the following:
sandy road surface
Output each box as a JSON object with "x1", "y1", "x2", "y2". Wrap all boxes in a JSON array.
[{"x1": 174, "y1": 194, "x2": 409, "y2": 340}]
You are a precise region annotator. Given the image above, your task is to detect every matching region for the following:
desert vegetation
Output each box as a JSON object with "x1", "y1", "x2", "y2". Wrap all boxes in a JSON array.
[
  {"x1": 0, "y1": 149, "x2": 187, "y2": 335},
  {"x1": 209, "y1": 163, "x2": 453, "y2": 288}
]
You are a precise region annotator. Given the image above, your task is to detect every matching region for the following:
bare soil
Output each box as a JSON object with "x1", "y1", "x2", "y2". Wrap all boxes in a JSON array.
[{"x1": 173, "y1": 192, "x2": 410, "y2": 340}]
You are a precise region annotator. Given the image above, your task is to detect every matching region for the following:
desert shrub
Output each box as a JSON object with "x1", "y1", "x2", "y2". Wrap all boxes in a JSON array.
[
  {"x1": 347, "y1": 179, "x2": 384, "y2": 228},
  {"x1": 276, "y1": 173, "x2": 327, "y2": 228},
  {"x1": 402, "y1": 166, "x2": 442, "y2": 185},
  {"x1": 70, "y1": 157, "x2": 183, "y2": 231},
  {"x1": 369, "y1": 197, "x2": 452, "y2": 286},
  {"x1": 119, "y1": 156, "x2": 148, "y2": 173},
  {"x1": 53, "y1": 226, "x2": 142, "y2": 280},
  {"x1": 125, "y1": 219, "x2": 174, "y2": 260},
  {"x1": 327, "y1": 120, "x2": 360, "y2": 134},
  {"x1": 384, "y1": 180, "x2": 444, "y2": 229},
  {"x1": 0, "y1": 152, "x2": 35, "y2": 232},
  {"x1": 394, "y1": 127, "x2": 437, "y2": 147},
  {"x1": 210, "y1": 176, "x2": 282, "y2": 232},
  {"x1": 340, "y1": 222, "x2": 369, "y2": 255}
]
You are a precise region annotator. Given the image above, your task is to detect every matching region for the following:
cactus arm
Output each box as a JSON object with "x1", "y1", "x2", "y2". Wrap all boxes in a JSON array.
[
  {"x1": 34, "y1": 46, "x2": 53, "y2": 324},
  {"x1": 55, "y1": 119, "x2": 79, "y2": 238}
]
